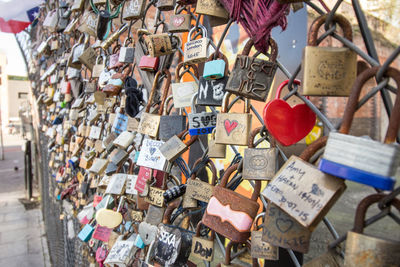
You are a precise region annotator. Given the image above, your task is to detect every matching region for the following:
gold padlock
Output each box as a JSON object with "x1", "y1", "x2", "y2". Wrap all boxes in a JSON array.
[
  {"x1": 208, "y1": 128, "x2": 226, "y2": 159},
  {"x1": 344, "y1": 194, "x2": 400, "y2": 267},
  {"x1": 215, "y1": 92, "x2": 252, "y2": 146},
  {"x1": 195, "y1": 0, "x2": 229, "y2": 19},
  {"x1": 303, "y1": 14, "x2": 357, "y2": 96}
]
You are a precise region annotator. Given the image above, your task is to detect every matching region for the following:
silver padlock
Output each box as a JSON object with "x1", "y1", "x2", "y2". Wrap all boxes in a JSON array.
[
  {"x1": 184, "y1": 25, "x2": 214, "y2": 64},
  {"x1": 119, "y1": 37, "x2": 135, "y2": 64}
]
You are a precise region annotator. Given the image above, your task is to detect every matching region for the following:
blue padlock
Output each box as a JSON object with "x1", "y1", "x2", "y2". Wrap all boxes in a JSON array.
[
  {"x1": 203, "y1": 52, "x2": 228, "y2": 80},
  {"x1": 78, "y1": 222, "x2": 95, "y2": 242}
]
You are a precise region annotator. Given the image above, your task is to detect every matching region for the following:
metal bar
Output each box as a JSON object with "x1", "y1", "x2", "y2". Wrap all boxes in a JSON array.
[
  {"x1": 376, "y1": 45, "x2": 400, "y2": 81},
  {"x1": 329, "y1": 208, "x2": 389, "y2": 249},
  {"x1": 323, "y1": 217, "x2": 340, "y2": 239},
  {"x1": 288, "y1": 249, "x2": 302, "y2": 267}
]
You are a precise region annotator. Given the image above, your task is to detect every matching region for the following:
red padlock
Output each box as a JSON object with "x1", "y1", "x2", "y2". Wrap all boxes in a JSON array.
[
  {"x1": 263, "y1": 79, "x2": 316, "y2": 146},
  {"x1": 138, "y1": 55, "x2": 159, "y2": 72}
]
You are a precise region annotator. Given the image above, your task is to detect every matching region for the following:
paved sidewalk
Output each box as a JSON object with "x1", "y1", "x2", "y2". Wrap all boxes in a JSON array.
[{"x1": 0, "y1": 132, "x2": 51, "y2": 267}]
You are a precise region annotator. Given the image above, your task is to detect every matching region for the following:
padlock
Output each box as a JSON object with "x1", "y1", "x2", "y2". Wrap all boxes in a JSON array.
[
  {"x1": 103, "y1": 65, "x2": 132, "y2": 96},
  {"x1": 57, "y1": 2, "x2": 71, "y2": 33},
  {"x1": 185, "y1": 157, "x2": 217, "y2": 204},
  {"x1": 104, "y1": 235, "x2": 137, "y2": 267},
  {"x1": 303, "y1": 14, "x2": 357, "y2": 96},
  {"x1": 215, "y1": 92, "x2": 252, "y2": 146},
  {"x1": 123, "y1": 0, "x2": 146, "y2": 20},
  {"x1": 188, "y1": 93, "x2": 217, "y2": 136},
  {"x1": 71, "y1": 0, "x2": 85, "y2": 12},
  {"x1": 92, "y1": 224, "x2": 113, "y2": 242},
  {"x1": 303, "y1": 248, "x2": 342, "y2": 267},
  {"x1": 251, "y1": 213, "x2": 279, "y2": 260},
  {"x1": 169, "y1": 5, "x2": 191, "y2": 33},
  {"x1": 95, "y1": 245, "x2": 108, "y2": 267},
  {"x1": 191, "y1": 222, "x2": 215, "y2": 262},
  {"x1": 88, "y1": 158, "x2": 108, "y2": 175},
  {"x1": 96, "y1": 195, "x2": 125, "y2": 228},
  {"x1": 154, "y1": 201, "x2": 192, "y2": 267},
  {"x1": 78, "y1": 46, "x2": 97, "y2": 71},
  {"x1": 195, "y1": 0, "x2": 229, "y2": 19},
  {"x1": 144, "y1": 33, "x2": 173, "y2": 57},
  {"x1": 138, "y1": 55, "x2": 159, "y2": 72},
  {"x1": 159, "y1": 95, "x2": 187, "y2": 142},
  {"x1": 184, "y1": 25, "x2": 212, "y2": 64},
  {"x1": 344, "y1": 193, "x2": 400, "y2": 267},
  {"x1": 203, "y1": 163, "x2": 260, "y2": 243},
  {"x1": 78, "y1": 220, "x2": 96, "y2": 242},
  {"x1": 113, "y1": 131, "x2": 135, "y2": 149},
  {"x1": 89, "y1": 120, "x2": 104, "y2": 140},
  {"x1": 163, "y1": 184, "x2": 186, "y2": 204},
  {"x1": 118, "y1": 37, "x2": 135, "y2": 64},
  {"x1": 108, "y1": 45, "x2": 124, "y2": 69},
  {"x1": 105, "y1": 169, "x2": 128, "y2": 195},
  {"x1": 137, "y1": 70, "x2": 171, "y2": 137},
  {"x1": 208, "y1": 128, "x2": 226, "y2": 159},
  {"x1": 136, "y1": 139, "x2": 168, "y2": 171},
  {"x1": 93, "y1": 0, "x2": 107, "y2": 5},
  {"x1": 243, "y1": 127, "x2": 276, "y2": 180},
  {"x1": 78, "y1": 11, "x2": 98, "y2": 37},
  {"x1": 43, "y1": 9, "x2": 59, "y2": 32},
  {"x1": 156, "y1": 0, "x2": 175, "y2": 11},
  {"x1": 92, "y1": 55, "x2": 106, "y2": 78},
  {"x1": 262, "y1": 137, "x2": 346, "y2": 230},
  {"x1": 172, "y1": 62, "x2": 199, "y2": 108},
  {"x1": 197, "y1": 67, "x2": 228, "y2": 106},
  {"x1": 100, "y1": 24, "x2": 128, "y2": 50},
  {"x1": 79, "y1": 150, "x2": 96, "y2": 169},
  {"x1": 69, "y1": 34, "x2": 86, "y2": 68},
  {"x1": 159, "y1": 130, "x2": 198, "y2": 162},
  {"x1": 203, "y1": 52, "x2": 229, "y2": 80},
  {"x1": 226, "y1": 38, "x2": 278, "y2": 101},
  {"x1": 320, "y1": 66, "x2": 400, "y2": 190},
  {"x1": 216, "y1": 241, "x2": 251, "y2": 267}
]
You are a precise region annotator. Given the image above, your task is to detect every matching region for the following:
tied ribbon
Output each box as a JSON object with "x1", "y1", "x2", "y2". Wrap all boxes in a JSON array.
[{"x1": 223, "y1": 0, "x2": 289, "y2": 54}]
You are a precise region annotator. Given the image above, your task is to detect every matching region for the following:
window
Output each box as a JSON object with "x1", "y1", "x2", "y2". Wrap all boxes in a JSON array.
[{"x1": 18, "y1": 92, "x2": 28, "y2": 99}]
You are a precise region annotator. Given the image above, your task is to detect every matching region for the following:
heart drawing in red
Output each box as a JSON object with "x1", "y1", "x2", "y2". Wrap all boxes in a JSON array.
[
  {"x1": 173, "y1": 16, "x2": 185, "y2": 27},
  {"x1": 263, "y1": 100, "x2": 316, "y2": 146},
  {"x1": 224, "y1": 119, "x2": 238, "y2": 136}
]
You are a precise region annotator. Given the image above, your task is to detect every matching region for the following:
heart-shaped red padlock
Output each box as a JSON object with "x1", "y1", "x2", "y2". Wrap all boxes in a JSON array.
[{"x1": 263, "y1": 79, "x2": 316, "y2": 146}]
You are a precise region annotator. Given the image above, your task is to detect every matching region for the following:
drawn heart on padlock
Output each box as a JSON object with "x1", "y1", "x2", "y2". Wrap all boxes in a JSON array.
[
  {"x1": 201, "y1": 116, "x2": 211, "y2": 126},
  {"x1": 173, "y1": 16, "x2": 185, "y2": 27},
  {"x1": 139, "y1": 222, "x2": 158, "y2": 245},
  {"x1": 149, "y1": 147, "x2": 157, "y2": 155},
  {"x1": 276, "y1": 218, "x2": 293, "y2": 233},
  {"x1": 263, "y1": 80, "x2": 316, "y2": 146},
  {"x1": 224, "y1": 119, "x2": 238, "y2": 136}
]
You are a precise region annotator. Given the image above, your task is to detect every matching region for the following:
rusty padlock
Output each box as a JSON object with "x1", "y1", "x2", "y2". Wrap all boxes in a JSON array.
[{"x1": 344, "y1": 193, "x2": 400, "y2": 267}]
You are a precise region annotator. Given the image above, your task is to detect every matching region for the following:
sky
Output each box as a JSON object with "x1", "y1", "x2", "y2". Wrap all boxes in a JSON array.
[{"x1": 0, "y1": 32, "x2": 27, "y2": 76}]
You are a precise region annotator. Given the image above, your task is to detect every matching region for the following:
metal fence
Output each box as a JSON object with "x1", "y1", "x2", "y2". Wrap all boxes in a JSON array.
[{"x1": 17, "y1": 0, "x2": 400, "y2": 266}]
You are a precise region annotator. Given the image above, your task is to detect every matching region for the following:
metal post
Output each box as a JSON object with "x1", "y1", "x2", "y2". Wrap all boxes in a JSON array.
[{"x1": 26, "y1": 140, "x2": 32, "y2": 200}]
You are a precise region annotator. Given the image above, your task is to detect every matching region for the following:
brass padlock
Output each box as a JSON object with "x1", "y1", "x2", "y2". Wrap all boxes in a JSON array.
[
  {"x1": 195, "y1": 0, "x2": 229, "y2": 19},
  {"x1": 137, "y1": 70, "x2": 171, "y2": 138},
  {"x1": 208, "y1": 128, "x2": 226, "y2": 159},
  {"x1": 303, "y1": 14, "x2": 357, "y2": 96},
  {"x1": 79, "y1": 46, "x2": 97, "y2": 71},
  {"x1": 191, "y1": 222, "x2": 215, "y2": 262},
  {"x1": 344, "y1": 194, "x2": 400, "y2": 267},
  {"x1": 156, "y1": 0, "x2": 175, "y2": 11},
  {"x1": 215, "y1": 92, "x2": 252, "y2": 146},
  {"x1": 144, "y1": 32, "x2": 173, "y2": 57},
  {"x1": 169, "y1": 5, "x2": 192, "y2": 33},
  {"x1": 243, "y1": 127, "x2": 276, "y2": 180},
  {"x1": 159, "y1": 130, "x2": 198, "y2": 162},
  {"x1": 123, "y1": 0, "x2": 146, "y2": 20},
  {"x1": 92, "y1": 55, "x2": 106, "y2": 78},
  {"x1": 78, "y1": 11, "x2": 98, "y2": 37},
  {"x1": 251, "y1": 213, "x2": 279, "y2": 260}
]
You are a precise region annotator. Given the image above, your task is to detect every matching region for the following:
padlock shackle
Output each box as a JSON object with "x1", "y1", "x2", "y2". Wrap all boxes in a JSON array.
[
  {"x1": 145, "y1": 69, "x2": 172, "y2": 114},
  {"x1": 299, "y1": 135, "x2": 328, "y2": 162},
  {"x1": 241, "y1": 38, "x2": 278, "y2": 62},
  {"x1": 220, "y1": 163, "x2": 261, "y2": 202},
  {"x1": 162, "y1": 95, "x2": 174, "y2": 115},
  {"x1": 221, "y1": 92, "x2": 251, "y2": 113},
  {"x1": 353, "y1": 193, "x2": 400, "y2": 234},
  {"x1": 176, "y1": 129, "x2": 198, "y2": 147},
  {"x1": 340, "y1": 66, "x2": 400, "y2": 144},
  {"x1": 175, "y1": 62, "x2": 199, "y2": 81},
  {"x1": 162, "y1": 198, "x2": 180, "y2": 224},
  {"x1": 188, "y1": 24, "x2": 208, "y2": 40},
  {"x1": 206, "y1": 51, "x2": 229, "y2": 76},
  {"x1": 248, "y1": 126, "x2": 275, "y2": 149},
  {"x1": 190, "y1": 157, "x2": 218, "y2": 185},
  {"x1": 252, "y1": 212, "x2": 265, "y2": 231},
  {"x1": 308, "y1": 14, "x2": 352, "y2": 46},
  {"x1": 195, "y1": 221, "x2": 215, "y2": 241},
  {"x1": 275, "y1": 79, "x2": 301, "y2": 100}
]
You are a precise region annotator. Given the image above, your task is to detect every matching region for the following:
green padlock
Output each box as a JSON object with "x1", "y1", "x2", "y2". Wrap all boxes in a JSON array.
[{"x1": 203, "y1": 52, "x2": 229, "y2": 80}]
